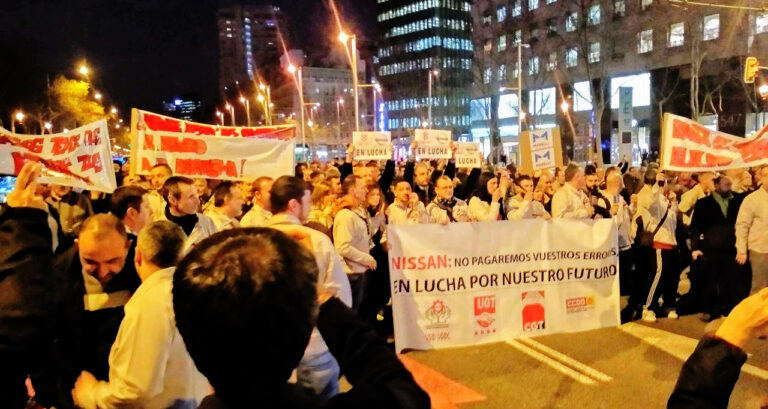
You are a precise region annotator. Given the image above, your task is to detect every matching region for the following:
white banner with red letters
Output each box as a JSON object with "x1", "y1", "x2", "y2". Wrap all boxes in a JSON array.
[
  {"x1": 0, "y1": 120, "x2": 117, "y2": 192},
  {"x1": 352, "y1": 131, "x2": 392, "y2": 160},
  {"x1": 661, "y1": 113, "x2": 768, "y2": 171},
  {"x1": 414, "y1": 129, "x2": 452, "y2": 159},
  {"x1": 387, "y1": 219, "x2": 620, "y2": 353},
  {"x1": 454, "y1": 142, "x2": 483, "y2": 168},
  {"x1": 131, "y1": 109, "x2": 295, "y2": 180}
]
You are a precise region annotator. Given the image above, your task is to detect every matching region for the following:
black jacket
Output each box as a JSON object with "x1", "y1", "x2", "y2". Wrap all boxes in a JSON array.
[
  {"x1": 690, "y1": 193, "x2": 744, "y2": 253},
  {"x1": 668, "y1": 335, "x2": 746, "y2": 409},
  {"x1": 198, "y1": 298, "x2": 430, "y2": 409},
  {"x1": 0, "y1": 207, "x2": 57, "y2": 409}
]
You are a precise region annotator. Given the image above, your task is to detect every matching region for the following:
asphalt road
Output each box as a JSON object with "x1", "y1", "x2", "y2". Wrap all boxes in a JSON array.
[{"x1": 400, "y1": 315, "x2": 768, "y2": 408}]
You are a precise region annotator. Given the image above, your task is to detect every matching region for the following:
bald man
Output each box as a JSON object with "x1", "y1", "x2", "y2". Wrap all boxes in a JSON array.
[{"x1": 54, "y1": 213, "x2": 142, "y2": 393}]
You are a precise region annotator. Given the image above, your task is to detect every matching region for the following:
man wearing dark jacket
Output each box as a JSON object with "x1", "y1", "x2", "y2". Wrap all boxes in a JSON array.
[
  {"x1": 690, "y1": 175, "x2": 746, "y2": 320},
  {"x1": 173, "y1": 228, "x2": 430, "y2": 409},
  {"x1": 669, "y1": 288, "x2": 768, "y2": 408}
]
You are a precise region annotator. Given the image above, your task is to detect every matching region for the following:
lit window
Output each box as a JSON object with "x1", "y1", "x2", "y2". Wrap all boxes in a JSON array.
[
  {"x1": 529, "y1": 0, "x2": 538, "y2": 11},
  {"x1": 573, "y1": 81, "x2": 593, "y2": 111},
  {"x1": 589, "y1": 42, "x2": 600, "y2": 63},
  {"x1": 529, "y1": 56, "x2": 540, "y2": 75},
  {"x1": 484, "y1": 67, "x2": 492, "y2": 84},
  {"x1": 547, "y1": 18, "x2": 558, "y2": 35},
  {"x1": 529, "y1": 87, "x2": 556, "y2": 115},
  {"x1": 499, "y1": 64, "x2": 507, "y2": 81},
  {"x1": 546, "y1": 0, "x2": 557, "y2": 4},
  {"x1": 588, "y1": 5, "x2": 601, "y2": 26},
  {"x1": 614, "y1": 1, "x2": 626, "y2": 17},
  {"x1": 497, "y1": 6, "x2": 507, "y2": 22},
  {"x1": 641, "y1": 0, "x2": 652, "y2": 11},
  {"x1": 512, "y1": 0, "x2": 522, "y2": 16},
  {"x1": 758, "y1": 13, "x2": 768, "y2": 34},
  {"x1": 638, "y1": 29, "x2": 653, "y2": 53},
  {"x1": 483, "y1": 15, "x2": 492, "y2": 26},
  {"x1": 610, "y1": 73, "x2": 652, "y2": 108},
  {"x1": 513, "y1": 29, "x2": 522, "y2": 45},
  {"x1": 513, "y1": 61, "x2": 520, "y2": 78},
  {"x1": 566, "y1": 48, "x2": 578, "y2": 67},
  {"x1": 702, "y1": 14, "x2": 719, "y2": 41},
  {"x1": 547, "y1": 52, "x2": 557, "y2": 71},
  {"x1": 566, "y1": 12, "x2": 578, "y2": 32},
  {"x1": 498, "y1": 35, "x2": 507, "y2": 51},
  {"x1": 498, "y1": 93, "x2": 519, "y2": 119},
  {"x1": 668, "y1": 23, "x2": 684, "y2": 47}
]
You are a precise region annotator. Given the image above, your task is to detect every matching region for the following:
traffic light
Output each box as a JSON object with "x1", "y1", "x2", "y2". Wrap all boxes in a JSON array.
[{"x1": 745, "y1": 56, "x2": 760, "y2": 84}]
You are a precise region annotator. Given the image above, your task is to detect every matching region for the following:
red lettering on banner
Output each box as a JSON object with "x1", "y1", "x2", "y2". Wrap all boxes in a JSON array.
[
  {"x1": 143, "y1": 113, "x2": 183, "y2": 132},
  {"x1": 141, "y1": 157, "x2": 153, "y2": 172},
  {"x1": 50, "y1": 135, "x2": 80, "y2": 155},
  {"x1": 184, "y1": 122, "x2": 216, "y2": 135},
  {"x1": 144, "y1": 134, "x2": 156, "y2": 150},
  {"x1": 160, "y1": 136, "x2": 207, "y2": 154},
  {"x1": 735, "y1": 138, "x2": 768, "y2": 162},
  {"x1": 19, "y1": 138, "x2": 45, "y2": 154},
  {"x1": 711, "y1": 136, "x2": 730, "y2": 149},
  {"x1": 673, "y1": 119, "x2": 709, "y2": 145},
  {"x1": 77, "y1": 153, "x2": 103, "y2": 173},
  {"x1": 11, "y1": 152, "x2": 29, "y2": 174},
  {"x1": 175, "y1": 158, "x2": 239, "y2": 178},
  {"x1": 669, "y1": 146, "x2": 689, "y2": 166},
  {"x1": 83, "y1": 129, "x2": 101, "y2": 146}
]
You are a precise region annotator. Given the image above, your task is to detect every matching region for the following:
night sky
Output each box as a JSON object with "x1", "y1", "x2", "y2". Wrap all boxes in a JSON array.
[{"x1": 0, "y1": 0, "x2": 375, "y2": 126}]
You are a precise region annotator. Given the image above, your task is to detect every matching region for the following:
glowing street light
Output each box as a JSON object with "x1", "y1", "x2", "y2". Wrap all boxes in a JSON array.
[
  {"x1": 44, "y1": 122, "x2": 52, "y2": 132},
  {"x1": 287, "y1": 63, "x2": 297, "y2": 75},
  {"x1": 759, "y1": 84, "x2": 768, "y2": 97},
  {"x1": 11, "y1": 111, "x2": 24, "y2": 133},
  {"x1": 239, "y1": 95, "x2": 251, "y2": 126},
  {"x1": 428, "y1": 69, "x2": 439, "y2": 127},
  {"x1": 79, "y1": 65, "x2": 89, "y2": 76},
  {"x1": 286, "y1": 62, "x2": 307, "y2": 160},
  {"x1": 215, "y1": 110, "x2": 224, "y2": 126},
  {"x1": 561, "y1": 101, "x2": 570, "y2": 113},
  {"x1": 94, "y1": 92, "x2": 102, "y2": 101},
  {"x1": 15, "y1": 111, "x2": 25, "y2": 122},
  {"x1": 63, "y1": 128, "x2": 69, "y2": 132},
  {"x1": 338, "y1": 28, "x2": 360, "y2": 132},
  {"x1": 111, "y1": 107, "x2": 118, "y2": 114},
  {"x1": 225, "y1": 103, "x2": 235, "y2": 126}
]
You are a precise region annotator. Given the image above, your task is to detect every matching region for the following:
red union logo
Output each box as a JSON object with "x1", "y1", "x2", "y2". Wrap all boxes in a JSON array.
[
  {"x1": 425, "y1": 300, "x2": 451, "y2": 329},
  {"x1": 522, "y1": 291, "x2": 545, "y2": 331},
  {"x1": 566, "y1": 296, "x2": 595, "y2": 314},
  {"x1": 474, "y1": 296, "x2": 496, "y2": 335}
]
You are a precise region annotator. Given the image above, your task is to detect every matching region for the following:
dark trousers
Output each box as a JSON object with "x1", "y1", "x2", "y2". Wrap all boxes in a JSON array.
[
  {"x1": 699, "y1": 250, "x2": 748, "y2": 316},
  {"x1": 619, "y1": 248, "x2": 634, "y2": 296},
  {"x1": 348, "y1": 273, "x2": 367, "y2": 312},
  {"x1": 628, "y1": 245, "x2": 654, "y2": 308},
  {"x1": 644, "y1": 248, "x2": 680, "y2": 310}
]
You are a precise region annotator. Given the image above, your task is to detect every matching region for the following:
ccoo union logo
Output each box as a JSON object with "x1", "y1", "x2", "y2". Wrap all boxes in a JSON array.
[
  {"x1": 425, "y1": 300, "x2": 451, "y2": 329},
  {"x1": 522, "y1": 291, "x2": 546, "y2": 331},
  {"x1": 474, "y1": 295, "x2": 496, "y2": 336},
  {"x1": 566, "y1": 296, "x2": 595, "y2": 314}
]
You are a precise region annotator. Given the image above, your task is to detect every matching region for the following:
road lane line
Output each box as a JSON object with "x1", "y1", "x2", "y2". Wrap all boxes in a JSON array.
[
  {"x1": 620, "y1": 322, "x2": 768, "y2": 381},
  {"x1": 518, "y1": 337, "x2": 614, "y2": 382},
  {"x1": 506, "y1": 339, "x2": 599, "y2": 385}
]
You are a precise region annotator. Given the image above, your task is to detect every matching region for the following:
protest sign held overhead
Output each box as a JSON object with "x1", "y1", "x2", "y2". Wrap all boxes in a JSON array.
[
  {"x1": 454, "y1": 142, "x2": 483, "y2": 168},
  {"x1": 661, "y1": 113, "x2": 768, "y2": 171},
  {"x1": 131, "y1": 109, "x2": 295, "y2": 180},
  {"x1": 414, "y1": 129, "x2": 452, "y2": 159},
  {"x1": 352, "y1": 131, "x2": 393, "y2": 160},
  {"x1": 0, "y1": 120, "x2": 117, "y2": 192},
  {"x1": 387, "y1": 219, "x2": 620, "y2": 353},
  {"x1": 519, "y1": 127, "x2": 563, "y2": 174}
]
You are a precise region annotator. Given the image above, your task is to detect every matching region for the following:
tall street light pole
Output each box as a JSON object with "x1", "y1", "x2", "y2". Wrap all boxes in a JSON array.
[
  {"x1": 428, "y1": 69, "x2": 439, "y2": 127},
  {"x1": 339, "y1": 32, "x2": 360, "y2": 132},
  {"x1": 518, "y1": 43, "x2": 530, "y2": 132},
  {"x1": 259, "y1": 83, "x2": 273, "y2": 126},
  {"x1": 288, "y1": 63, "x2": 307, "y2": 161},
  {"x1": 358, "y1": 82, "x2": 382, "y2": 131},
  {"x1": 336, "y1": 97, "x2": 344, "y2": 145},
  {"x1": 239, "y1": 96, "x2": 251, "y2": 126},
  {"x1": 11, "y1": 111, "x2": 24, "y2": 133},
  {"x1": 225, "y1": 103, "x2": 235, "y2": 126}
]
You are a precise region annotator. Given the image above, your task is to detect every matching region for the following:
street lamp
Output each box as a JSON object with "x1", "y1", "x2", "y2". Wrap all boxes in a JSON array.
[
  {"x1": 79, "y1": 65, "x2": 89, "y2": 76},
  {"x1": 11, "y1": 111, "x2": 24, "y2": 133},
  {"x1": 94, "y1": 92, "x2": 102, "y2": 101},
  {"x1": 359, "y1": 82, "x2": 382, "y2": 131},
  {"x1": 225, "y1": 103, "x2": 235, "y2": 126},
  {"x1": 258, "y1": 83, "x2": 272, "y2": 125},
  {"x1": 239, "y1": 95, "x2": 251, "y2": 126},
  {"x1": 336, "y1": 97, "x2": 344, "y2": 144},
  {"x1": 286, "y1": 62, "x2": 307, "y2": 160},
  {"x1": 338, "y1": 31, "x2": 360, "y2": 132},
  {"x1": 561, "y1": 101, "x2": 570, "y2": 113},
  {"x1": 427, "y1": 69, "x2": 439, "y2": 127},
  {"x1": 44, "y1": 122, "x2": 52, "y2": 133},
  {"x1": 759, "y1": 84, "x2": 768, "y2": 97},
  {"x1": 111, "y1": 107, "x2": 118, "y2": 115},
  {"x1": 215, "y1": 110, "x2": 224, "y2": 126}
]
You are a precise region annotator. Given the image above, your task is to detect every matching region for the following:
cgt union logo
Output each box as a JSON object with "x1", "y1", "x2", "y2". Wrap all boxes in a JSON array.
[
  {"x1": 522, "y1": 291, "x2": 546, "y2": 331},
  {"x1": 474, "y1": 295, "x2": 496, "y2": 336},
  {"x1": 425, "y1": 300, "x2": 451, "y2": 329}
]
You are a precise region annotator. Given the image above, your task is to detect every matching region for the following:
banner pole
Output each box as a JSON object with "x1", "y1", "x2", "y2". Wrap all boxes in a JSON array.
[{"x1": 129, "y1": 108, "x2": 138, "y2": 176}]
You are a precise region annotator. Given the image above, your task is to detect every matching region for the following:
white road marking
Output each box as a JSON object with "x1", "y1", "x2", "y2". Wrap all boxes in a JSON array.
[
  {"x1": 620, "y1": 322, "x2": 768, "y2": 381},
  {"x1": 518, "y1": 337, "x2": 614, "y2": 382},
  {"x1": 506, "y1": 339, "x2": 599, "y2": 385}
]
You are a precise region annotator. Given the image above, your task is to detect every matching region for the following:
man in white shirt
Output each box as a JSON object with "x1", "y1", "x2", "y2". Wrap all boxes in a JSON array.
[
  {"x1": 387, "y1": 178, "x2": 430, "y2": 225},
  {"x1": 266, "y1": 176, "x2": 352, "y2": 399},
  {"x1": 426, "y1": 175, "x2": 472, "y2": 224},
  {"x1": 551, "y1": 163, "x2": 595, "y2": 219},
  {"x1": 110, "y1": 186, "x2": 152, "y2": 238},
  {"x1": 507, "y1": 175, "x2": 550, "y2": 220},
  {"x1": 240, "y1": 176, "x2": 273, "y2": 227},
  {"x1": 334, "y1": 175, "x2": 376, "y2": 310},
  {"x1": 204, "y1": 181, "x2": 243, "y2": 231},
  {"x1": 679, "y1": 172, "x2": 715, "y2": 227},
  {"x1": 147, "y1": 164, "x2": 172, "y2": 221},
  {"x1": 160, "y1": 176, "x2": 218, "y2": 253},
  {"x1": 72, "y1": 221, "x2": 209, "y2": 409},
  {"x1": 736, "y1": 166, "x2": 768, "y2": 293}
]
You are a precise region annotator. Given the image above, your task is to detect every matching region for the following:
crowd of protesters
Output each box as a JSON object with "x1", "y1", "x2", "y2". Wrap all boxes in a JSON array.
[{"x1": 1, "y1": 141, "x2": 767, "y2": 408}]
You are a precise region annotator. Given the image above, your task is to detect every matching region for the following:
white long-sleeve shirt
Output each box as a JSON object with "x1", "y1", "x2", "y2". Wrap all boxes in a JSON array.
[
  {"x1": 204, "y1": 208, "x2": 240, "y2": 231},
  {"x1": 468, "y1": 197, "x2": 500, "y2": 221},
  {"x1": 551, "y1": 183, "x2": 591, "y2": 219},
  {"x1": 598, "y1": 190, "x2": 633, "y2": 250},
  {"x1": 147, "y1": 191, "x2": 167, "y2": 222},
  {"x1": 633, "y1": 184, "x2": 677, "y2": 247},
  {"x1": 678, "y1": 184, "x2": 707, "y2": 227},
  {"x1": 162, "y1": 212, "x2": 218, "y2": 254},
  {"x1": 506, "y1": 194, "x2": 550, "y2": 220},
  {"x1": 79, "y1": 268, "x2": 209, "y2": 409},
  {"x1": 240, "y1": 203, "x2": 273, "y2": 227},
  {"x1": 426, "y1": 198, "x2": 472, "y2": 224},
  {"x1": 333, "y1": 208, "x2": 375, "y2": 274},
  {"x1": 736, "y1": 188, "x2": 768, "y2": 254},
  {"x1": 267, "y1": 213, "x2": 353, "y2": 357}
]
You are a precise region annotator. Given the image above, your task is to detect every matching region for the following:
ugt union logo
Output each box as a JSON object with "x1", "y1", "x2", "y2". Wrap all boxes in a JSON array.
[{"x1": 474, "y1": 295, "x2": 496, "y2": 336}]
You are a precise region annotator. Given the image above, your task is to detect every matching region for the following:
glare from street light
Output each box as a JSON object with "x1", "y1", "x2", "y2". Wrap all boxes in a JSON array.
[
  {"x1": 308, "y1": 120, "x2": 314, "y2": 127},
  {"x1": 520, "y1": 112, "x2": 527, "y2": 120},
  {"x1": 561, "y1": 101, "x2": 570, "y2": 112},
  {"x1": 269, "y1": 103, "x2": 274, "y2": 108},
  {"x1": 44, "y1": 122, "x2": 52, "y2": 130},
  {"x1": 14, "y1": 111, "x2": 24, "y2": 122},
  {"x1": 225, "y1": 103, "x2": 232, "y2": 110},
  {"x1": 63, "y1": 128, "x2": 69, "y2": 132},
  {"x1": 79, "y1": 65, "x2": 89, "y2": 76},
  {"x1": 259, "y1": 83, "x2": 266, "y2": 91},
  {"x1": 257, "y1": 94, "x2": 265, "y2": 102},
  {"x1": 239, "y1": 96, "x2": 246, "y2": 103},
  {"x1": 338, "y1": 31, "x2": 350, "y2": 43},
  {"x1": 432, "y1": 69, "x2": 439, "y2": 76},
  {"x1": 111, "y1": 107, "x2": 118, "y2": 114},
  {"x1": 287, "y1": 63, "x2": 297, "y2": 74},
  {"x1": 94, "y1": 93, "x2": 102, "y2": 100},
  {"x1": 119, "y1": 119, "x2": 123, "y2": 123},
  {"x1": 760, "y1": 84, "x2": 768, "y2": 96}
]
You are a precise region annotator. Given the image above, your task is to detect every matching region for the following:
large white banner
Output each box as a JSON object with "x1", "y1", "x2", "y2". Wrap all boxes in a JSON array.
[
  {"x1": 454, "y1": 142, "x2": 482, "y2": 168},
  {"x1": 414, "y1": 129, "x2": 452, "y2": 159},
  {"x1": 387, "y1": 219, "x2": 620, "y2": 353},
  {"x1": 131, "y1": 109, "x2": 295, "y2": 180},
  {"x1": 0, "y1": 120, "x2": 117, "y2": 192},
  {"x1": 352, "y1": 131, "x2": 392, "y2": 160}
]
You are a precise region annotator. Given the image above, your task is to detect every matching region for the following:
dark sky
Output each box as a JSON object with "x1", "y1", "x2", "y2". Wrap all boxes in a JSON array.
[{"x1": 0, "y1": 0, "x2": 375, "y2": 126}]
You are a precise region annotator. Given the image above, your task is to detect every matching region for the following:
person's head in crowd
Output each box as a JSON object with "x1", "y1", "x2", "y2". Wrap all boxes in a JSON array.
[
  {"x1": 677, "y1": 172, "x2": 692, "y2": 187},
  {"x1": 49, "y1": 184, "x2": 72, "y2": 200},
  {"x1": 366, "y1": 182, "x2": 385, "y2": 214},
  {"x1": 713, "y1": 175, "x2": 733, "y2": 196},
  {"x1": 366, "y1": 162, "x2": 381, "y2": 182},
  {"x1": 564, "y1": 163, "x2": 584, "y2": 189},
  {"x1": 173, "y1": 228, "x2": 318, "y2": 400},
  {"x1": 506, "y1": 164, "x2": 517, "y2": 179},
  {"x1": 392, "y1": 177, "x2": 414, "y2": 205},
  {"x1": 698, "y1": 171, "x2": 716, "y2": 194},
  {"x1": 414, "y1": 162, "x2": 431, "y2": 187},
  {"x1": 605, "y1": 166, "x2": 620, "y2": 180},
  {"x1": 310, "y1": 181, "x2": 335, "y2": 211},
  {"x1": 270, "y1": 175, "x2": 312, "y2": 223},
  {"x1": 236, "y1": 181, "x2": 254, "y2": 206},
  {"x1": 596, "y1": 167, "x2": 606, "y2": 184},
  {"x1": 474, "y1": 172, "x2": 499, "y2": 202},
  {"x1": 161, "y1": 176, "x2": 199, "y2": 217},
  {"x1": 150, "y1": 164, "x2": 173, "y2": 191},
  {"x1": 740, "y1": 170, "x2": 753, "y2": 191},
  {"x1": 295, "y1": 163, "x2": 309, "y2": 182},
  {"x1": 310, "y1": 171, "x2": 325, "y2": 186},
  {"x1": 110, "y1": 185, "x2": 151, "y2": 234},
  {"x1": 77, "y1": 214, "x2": 131, "y2": 286},
  {"x1": 759, "y1": 166, "x2": 768, "y2": 190},
  {"x1": 341, "y1": 174, "x2": 368, "y2": 207},
  {"x1": 584, "y1": 172, "x2": 599, "y2": 192},
  {"x1": 251, "y1": 176, "x2": 274, "y2": 210},
  {"x1": 193, "y1": 178, "x2": 211, "y2": 201},
  {"x1": 435, "y1": 175, "x2": 455, "y2": 200},
  {"x1": 134, "y1": 221, "x2": 185, "y2": 280},
  {"x1": 327, "y1": 175, "x2": 342, "y2": 196},
  {"x1": 325, "y1": 166, "x2": 341, "y2": 179},
  {"x1": 554, "y1": 167, "x2": 566, "y2": 186},
  {"x1": 584, "y1": 164, "x2": 597, "y2": 176},
  {"x1": 122, "y1": 174, "x2": 144, "y2": 187},
  {"x1": 643, "y1": 169, "x2": 658, "y2": 187},
  {"x1": 213, "y1": 181, "x2": 245, "y2": 219},
  {"x1": 535, "y1": 173, "x2": 553, "y2": 195},
  {"x1": 517, "y1": 175, "x2": 534, "y2": 196},
  {"x1": 605, "y1": 172, "x2": 623, "y2": 194}
]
